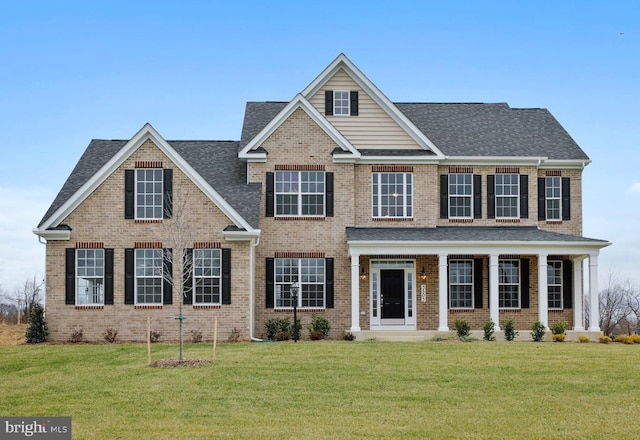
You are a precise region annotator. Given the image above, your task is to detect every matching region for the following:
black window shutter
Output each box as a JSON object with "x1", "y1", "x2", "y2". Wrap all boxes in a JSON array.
[
  {"x1": 563, "y1": 260, "x2": 573, "y2": 309},
  {"x1": 222, "y1": 248, "x2": 231, "y2": 304},
  {"x1": 124, "y1": 170, "x2": 134, "y2": 219},
  {"x1": 124, "y1": 248, "x2": 134, "y2": 304},
  {"x1": 104, "y1": 248, "x2": 114, "y2": 305},
  {"x1": 538, "y1": 177, "x2": 546, "y2": 221},
  {"x1": 266, "y1": 258, "x2": 274, "y2": 308},
  {"x1": 520, "y1": 259, "x2": 530, "y2": 308},
  {"x1": 520, "y1": 175, "x2": 529, "y2": 219},
  {"x1": 266, "y1": 172, "x2": 274, "y2": 217},
  {"x1": 440, "y1": 174, "x2": 448, "y2": 219},
  {"x1": 562, "y1": 177, "x2": 571, "y2": 220},
  {"x1": 163, "y1": 248, "x2": 173, "y2": 305},
  {"x1": 487, "y1": 175, "x2": 495, "y2": 219},
  {"x1": 325, "y1": 172, "x2": 334, "y2": 217},
  {"x1": 473, "y1": 175, "x2": 482, "y2": 219},
  {"x1": 183, "y1": 248, "x2": 193, "y2": 305},
  {"x1": 325, "y1": 90, "x2": 333, "y2": 116},
  {"x1": 326, "y1": 258, "x2": 334, "y2": 308},
  {"x1": 163, "y1": 169, "x2": 173, "y2": 219},
  {"x1": 474, "y1": 258, "x2": 483, "y2": 309},
  {"x1": 65, "y1": 248, "x2": 75, "y2": 305},
  {"x1": 350, "y1": 91, "x2": 359, "y2": 116}
]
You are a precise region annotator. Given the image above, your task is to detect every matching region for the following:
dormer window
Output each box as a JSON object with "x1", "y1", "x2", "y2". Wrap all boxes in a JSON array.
[
  {"x1": 333, "y1": 91, "x2": 350, "y2": 115},
  {"x1": 324, "y1": 90, "x2": 359, "y2": 116}
]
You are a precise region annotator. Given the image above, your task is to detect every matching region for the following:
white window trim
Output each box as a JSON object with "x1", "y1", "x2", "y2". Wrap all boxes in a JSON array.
[
  {"x1": 371, "y1": 172, "x2": 414, "y2": 219},
  {"x1": 495, "y1": 174, "x2": 520, "y2": 219},
  {"x1": 545, "y1": 176, "x2": 562, "y2": 221},
  {"x1": 498, "y1": 259, "x2": 520, "y2": 310},
  {"x1": 274, "y1": 258, "x2": 326, "y2": 309},
  {"x1": 449, "y1": 259, "x2": 474, "y2": 309},
  {"x1": 76, "y1": 249, "x2": 105, "y2": 305},
  {"x1": 275, "y1": 171, "x2": 325, "y2": 218},
  {"x1": 134, "y1": 249, "x2": 163, "y2": 305},
  {"x1": 448, "y1": 173, "x2": 473, "y2": 220},
  {"x1": 135, "y1": 168, "x2": 164, "y2": 220},
  {"x1": 547, "y1": 260, "x2": 563, "y2": 310},
  {"x1": 193, "y1": 248, "x2": 222, "y2": 305},
  {"x1": 333, "y1": 90, "x2": 350, "y2": 116}
]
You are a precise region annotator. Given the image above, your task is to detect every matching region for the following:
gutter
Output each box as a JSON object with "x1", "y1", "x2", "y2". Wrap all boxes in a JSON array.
[{"x1": 249, "y1": 235, "x2": 269, "y2": 342}]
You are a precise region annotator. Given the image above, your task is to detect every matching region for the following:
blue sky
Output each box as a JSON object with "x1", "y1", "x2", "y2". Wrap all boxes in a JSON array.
[{"x1": 0, "y1": 1, "x2": 638, "y2": 294}]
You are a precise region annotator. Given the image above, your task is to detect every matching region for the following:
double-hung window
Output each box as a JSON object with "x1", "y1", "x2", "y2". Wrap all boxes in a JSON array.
[
  {"x1": 136, "y1": 169, "x2": 164, "y2": 219},
  {"x1": 498, "y1": 259, "x2": 520, "y2": 308},
  {"x1": 333, "y1": 91, "x2": 350, "y2": 115},
  {"x1": 76, "y1": 249, "x2": 104, "y2": 305},
  {"x1": 449, "y1": 260, "x2": 473, "y2": 308},
  {"x1": 275, "y1": 171, "x2": 325, "y2": 217},
  {"x1": 372, "y1": 172, "x2": 413, "y2": 218},
  {"x1": 495, "y1": 174, "x2": 519, "y2": 218},
  {"x1": 545, "y1": 176, "x2": 561, "y2": 220},
  {"x1": 449, "y1": 174, "x2": 472, "y2": 219},
  {"x1": 547, "y1": 261, "x2": 563, "y2": 309},
  {"x1": 135, "y1": 249, "x2": 163, "y2": 305},
  {"x1": 193, "y1": 249, "x2": 222, "y2": 305},
  {"x1": 275, "y1": 258, "x2": 325, "y2": 308}
]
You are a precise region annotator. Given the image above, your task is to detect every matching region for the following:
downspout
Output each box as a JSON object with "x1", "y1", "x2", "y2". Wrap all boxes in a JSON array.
[{"x1": 249, "y1": 235, "x2": 269, "y2": 341}]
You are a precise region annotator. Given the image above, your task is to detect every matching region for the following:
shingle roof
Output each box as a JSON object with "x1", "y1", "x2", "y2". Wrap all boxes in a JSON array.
[{"x1": 346, "y1": 226, "x2": 608, "y2": 244}]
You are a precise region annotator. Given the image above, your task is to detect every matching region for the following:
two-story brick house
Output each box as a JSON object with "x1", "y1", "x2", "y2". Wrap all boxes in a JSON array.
[{"x1": 34, "y1": 54, "x2": 609, "y2": 342}]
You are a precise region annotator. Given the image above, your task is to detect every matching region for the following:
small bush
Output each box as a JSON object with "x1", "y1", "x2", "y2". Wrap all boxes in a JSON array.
[
  {"x1": 531, "y1": 321, "x2": 546, "y2": 342},
  {"x1": 631, "y1": 334, "x2": 640, "y2": 344},
  {"x1": 265, "y1": 318, "x2": 291, "y2": 340},
  {"x1": 307, "y1": 314, "x2": 331, "y2": 339},
  {"x1": 551, "y1": 320, "x2": 567, "y2": 335},
  {"x1": 578, "y1": 335, "x2": 591, "y2": 343},
  {"x1": 190, "y1": 328, "x2": 203, "y2": 343},
  {"x1": 343, "y1": 331, "x2": 355, "y2": 341},
  {"x1": 227, "y1": 327, "x2": 241, "y2": 343},
  {"x1": 104, "y1": 327, "x2": 118, "y2": 343},
  {"x1": 310, "y1": 330, "x2": 324, "y2": 341},
  {"x1": 69, "y1": 329, "x2": 84, "y2": 343},
  {"x1": 25, "y1": 303, "x2": 48, "y2": 344},
  {"x1": 483, "y1": 320, "x2": 496, "y2": 341},
  {"x1": 552, "y1": 333, "x2": 566, "y2": 342},
  {"x1": 613, "y1": 335, "x2": 629, "y2": 344},
  {"x1": 275, "y1": 331, "x2": 291, "y2": 341},
  {"x1": 150, "y1": 329, "x2": 163, "y2": 343},
  {"x1": 599, "y1": 335, "x2": 612, "y2": 344},
  {"x1": 454, "y1": 319, "x2": 471, "y2": 340},
  {"x1": 503, "y1": 318, "x2": 518, "y2": 341}
]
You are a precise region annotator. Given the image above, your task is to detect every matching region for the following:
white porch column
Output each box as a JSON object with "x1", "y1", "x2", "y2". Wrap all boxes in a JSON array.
[
  {"x1": 588, "y1": 253, "x2": 601, "y2": 332},
  {"x1": 350, "y1": 253, "x2": 361, "y2": 332},
  {"x1": 573, "y1": 257, "x2": 585, "y2": 331},
  {"x1": 538, "y1": 253, "x2": 549, "y2": 329},
  {"x1": 489, "y1": 253, "x2": 500, "y2": 330},
  {"x1": 438, "y1": 253, "x2": 449, "y2": 331}
]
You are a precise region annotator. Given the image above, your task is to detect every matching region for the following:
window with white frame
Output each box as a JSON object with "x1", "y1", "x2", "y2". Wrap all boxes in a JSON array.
[
  {"x1": 545, "y1": 176, "x2": 561, "y2": 220},
  {"x1": 135, "y1": 249, "x2": 163, "y2": 304},
  {"x1": 499, "y1": 259, "x2": 520, "y2": 308},
  {"x1": 136, "y1": 169, "x2": 164, "y2": 219},
  {"x1": 547, "y1": 261, "x2": 563, "y2": 309},
  {"x1": 76, "y1": 249, "x2": 104, "y2": 305},
  {"x1": 193, "y1": 249, "x2": 221, "y2": 304},
  {"x1": 449, "y1": 173, "x2": 473, "y2": 218},
  {"x1": 275, "y1": 171, "x2": 325, "y2": 217},
  {"x1": 449, "y1": 260, "x2": 473, "y2": 308},
  {"x1": 333, "y1": 91, "x2": 350, "y2": 115},
  {"x1": 372, "y1": 172, "x2": 413, "y2": 218},
  {"x1": 495, "y1": 174, "x2": 519, "y2": 218},
  {"x1": 274, "y1": 258, "x2": 325, "y2": 308}
]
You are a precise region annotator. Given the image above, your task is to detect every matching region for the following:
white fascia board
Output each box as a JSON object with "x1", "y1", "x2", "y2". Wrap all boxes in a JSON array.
[
  {"x1": 32, "y1": 228, "x2": 71, "y2": 241},
  {"x1": 356, "y1": 155, "x2": 441, "y2": 165},
  {"x1": 301, "y1": 54, "x2": 445, "y2": 159},
  {"x1": 40, "y1": 123, "x2": 255, "y2": 232},
  {"x1": 223, "y1": 229, "x2": 262, "y2": 241},
  {"x1": 538, "y1": 159, "x2": 591, "y2": 170},
  {"x1": 442, "y1": 156, "x2": 548, "y2": 167},
  {"x1": 239, "y1": 94, "x2": 360, "y2": 158}
]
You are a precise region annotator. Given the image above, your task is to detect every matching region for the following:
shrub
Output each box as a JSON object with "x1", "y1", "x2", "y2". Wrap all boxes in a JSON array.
[
  {"x1": 599, "y1": 335, "x2": 612, "y2": 344},
  {"x1": 104, "y1": 327, "x2": 118, "y2": 343},
  {"x1": 613, "y1": 335, "x2": 629, "y2": 344},
  {"x1": 266, "y1": 318, "x2": 300, "y2": 340},
  {"x1": 551, "y1": 320, "x2": 567, "y2": 335},
  {"x1": 150, "y1": 329, "x2": 163, "y2": 343},
  {"x1": 531, "y1": 321, "x2": 546, "y2": 342},
  {"x1": 310, "y1": 330, "x2": 324, "y2": 341},
  {"x1": 454, "y1": 319, "x2": 471, "y2": 340},
  {"x1": 25, "y1": 303, "x2": 48, "y2": 344},
  {"x1": 275, "y1": 331, "x2": 291, "y2": 341},
  {"x1": 307, "y1": 314, "x2": 331, "y2": 339},
  {"x1": 69, "y1": 329, "x2": 84, "y2": 343},
  {"x1": 578, "y1": 335, "x2": 591, "y2": 343},
  {"x1": 227, "y1": 327, "x2": 241, "y2": 343},
  {"x1": 190, "y1": 328, "x2": 203, "y2": 343},
  {"x1": 483, "y1": 320, "x2": 496, "y2": 341},
  {"x1": 631, "y1": 334, "x2": 640, "y2": 344},
  {"x1": 503, "y1": 318, "x2": 518, "y2": 341},
  {"x1": 552, "y1": 333, "x2": 566, "y2": 342},
  {"x1": 343, "y1": 331, "x2": 355, "y2": 341}
]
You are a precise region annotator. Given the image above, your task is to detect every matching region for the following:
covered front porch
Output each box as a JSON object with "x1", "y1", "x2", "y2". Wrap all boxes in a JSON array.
[{"x1": 346, "y1": 226, "x2": 610, "y2": 340}]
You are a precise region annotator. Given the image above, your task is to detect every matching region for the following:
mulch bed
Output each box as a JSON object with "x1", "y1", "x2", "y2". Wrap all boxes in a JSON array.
[{"x1": 148, "y1": 358, "x2": 212, "y2": 368}]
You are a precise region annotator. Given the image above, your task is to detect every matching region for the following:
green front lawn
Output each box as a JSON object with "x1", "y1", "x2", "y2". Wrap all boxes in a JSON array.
[{"x1": 1, "y1": 340, "x2": 638, "y2": 439}]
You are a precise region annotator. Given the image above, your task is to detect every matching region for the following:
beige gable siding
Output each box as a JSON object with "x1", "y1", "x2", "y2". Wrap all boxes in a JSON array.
[{"x1": 309, "y1": 69, "x2": 422, "y2": 150}]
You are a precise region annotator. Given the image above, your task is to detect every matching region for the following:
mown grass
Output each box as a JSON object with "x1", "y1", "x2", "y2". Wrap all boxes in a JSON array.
[{"x1": 1, "y1": 340, "x2": 639, "y2": 439}]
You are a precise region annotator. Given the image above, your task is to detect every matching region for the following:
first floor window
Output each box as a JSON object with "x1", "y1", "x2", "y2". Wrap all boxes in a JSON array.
[
  {"x1": 545, "y1": 176, "x2": 561, "y2": 220},
  {"x1": 136, "y1": 249, "x2": 163, "y2": 304},
  {"x1": 449, "y1": 173, "x2": 472, "y2": 218},
  {"x1": 499, "y1": 260, "x2": 520, "y2": 308},
  {"x1": 76, "y1": 249, "x2": 104, "y2": 305},
  {"x1": 495, "y1": 174, "x2": 519, "y2": 218},
  {"x1": 193, "y1": 249, "x2": 221, "y2": 304},
  {"x1": 547, "y1": 261, "x2": 563, "y2": 309},
  {"x1": 449, "y1": 260, "x2": 473, "y2": 308},
  {"x1": 275, "y1": 258, "x2": 325, "y2": 308},
  {"x1": 372, "y1": 172, "x2": 413, "y2": 218}
]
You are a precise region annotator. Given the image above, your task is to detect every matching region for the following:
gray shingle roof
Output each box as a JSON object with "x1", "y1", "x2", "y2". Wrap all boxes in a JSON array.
[{"x1": 346, "y1": 226, "x2": 608, "y2": 244}]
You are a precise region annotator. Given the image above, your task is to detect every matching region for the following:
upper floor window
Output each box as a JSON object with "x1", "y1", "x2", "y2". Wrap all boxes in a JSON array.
[
  {"x1": 135, "y1": 249, "x2": 163, "y2": 305},
  {"x1": 274, "y1": 258, "x2": 325, "y2": 308},
  {"x1": 124, "y1": 168, "x2": 172, "y2": 220},
  {"x1": 333, "y1": 91, "x2": 350, "y2": 115},
  {"x1": 499, "y1": 259, "x2": 520, "y2": 309},
  {"x1": 449, "y1": 174, "x2": 472, "y2": 219},
  {"x1": 372, "y1": 172, "x2": 413, "y2": 218},
  {"x1": 495, "y1": 174, "x2": 519, "y2": 218},
  {"x1": 193, "y1": 249, "x2": 222, "y2": 305},
  {"x1": 545, "y1": 176, "x2": 561, "y2": 220},
  {"x1": 449, "y1": 260, "x2": 473, "y2": 309},
  {"x1": 324, "y1": 90, "x2": 358, "y2": 116},
  {"x1": 76, "y1": 249, "x2": 105, "y2": 305},
  {"x1": 275, "y1": 171, "x2": 325, "y2": 217},
  {"x1": 547, "y1": 261, "x2": 563, "y2": 309}
]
